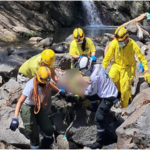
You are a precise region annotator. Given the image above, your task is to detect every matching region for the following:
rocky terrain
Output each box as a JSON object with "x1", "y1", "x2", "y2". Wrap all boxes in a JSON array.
[
  {"x1": 0, "y1": 1, "x2": 150, "y2": 149},
  {"x1": 0, "y1": 20, "x2": 150, "y2": 149}
]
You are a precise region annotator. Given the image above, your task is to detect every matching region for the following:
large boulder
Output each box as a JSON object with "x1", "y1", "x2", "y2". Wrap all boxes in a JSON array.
[
  {"x1": 0, "y1": 55, "x2": 26, "y2": 82},
  {"x1": 33, "y1": 37, "x2": 53, "y2": 48},
  {"x1": 0, "y1": 106, "x2": 30, "y2": 146},
  {"x1": 0, "y1": 78, "x2": 22, "y2": 106},
  {"x1": 116, "y1": 88, "x2": 150, "y2": 149},
  {"x1": 66, "y1": 106, "x2": 124, "y2": 147}
]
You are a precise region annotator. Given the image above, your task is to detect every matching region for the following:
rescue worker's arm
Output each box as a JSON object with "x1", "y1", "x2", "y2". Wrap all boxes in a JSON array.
[
  {"x1": 134, "y1": 44, "x2": 149, "y2": 71},
  {"x1": 72, "y1": 55, "x2": 80, "y2": 60},
  {"x1": 50, "y1": 68, "x2": 58, "y2": 83},
  {"x1": 14, "y1": 95, "x2": 27, "y2": 117},
  {"x1": 91, "y1": 51, "x2": 96, "y2": 56},
  {"x1": 84, "y1": 80, "x2": 98, "y2": 96},
  {"x1": 102, "y1": 44, "x2": 115, "y2": 69},
  {"x1": 49, "y1": 82, "x2": 61, "y2": 93}
]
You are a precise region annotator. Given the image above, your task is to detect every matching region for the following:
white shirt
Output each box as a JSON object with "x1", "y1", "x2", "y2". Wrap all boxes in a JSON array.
[
  {"x1": 85, "y1": 64, "x2": 118, "y2": 98},
  {"x1": 23, "y1": 78, "x2": 42, "y2": 106}
]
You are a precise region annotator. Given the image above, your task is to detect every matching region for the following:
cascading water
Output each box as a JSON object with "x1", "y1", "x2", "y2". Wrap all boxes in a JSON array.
[{"x1": 81, "y1": 0, "x2": 102, "y2": 25}]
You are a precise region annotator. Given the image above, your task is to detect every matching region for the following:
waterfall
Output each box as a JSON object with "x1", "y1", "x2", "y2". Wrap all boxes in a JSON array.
[{"x1": 82, "y1": 0, "x2": 102, "y2": 25}]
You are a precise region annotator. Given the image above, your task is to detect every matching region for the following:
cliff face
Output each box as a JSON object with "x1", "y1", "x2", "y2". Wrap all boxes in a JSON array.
[
  {"x1": 0, "y1": 1, "x2": 85, "y2": 42},
  {"x1": 0, "y1": 1, "x2": 150, "y2": 42},
  {"x1": 95, "y1": 1, "x2": 150, "y2": 25}
]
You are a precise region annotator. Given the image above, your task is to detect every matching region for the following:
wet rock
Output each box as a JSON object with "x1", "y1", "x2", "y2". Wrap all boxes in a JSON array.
[
  {"x1": 12, "y1": 48, "x2": 42, "y2": 60},
  {"x1": 0, "y1": 106, "x2": 30, "y2": 146},
  {"x1": 0, "y1": 49, "x2": 8, "y2": 61},
  {"x1": 116, "y1": 88, "x2": 150, "y2": 149},
  {"x1": 51, "y1": 43, "x2": 68, "y2": 53},
  {"x1": 29, "y1": 37, "x2": 43, "y2": 44},
  {"x1": 33, "y1": 37, "x2": 53, "y2": 48},
  {"x1": 6, "y1": 47, "x2": 16, "y2": 56}
]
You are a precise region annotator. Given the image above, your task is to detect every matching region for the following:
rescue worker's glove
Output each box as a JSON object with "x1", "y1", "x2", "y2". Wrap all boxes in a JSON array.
[
  {"x1": 59, "y1": 89, "x2": 66, "y2": 96},
  {"x1": 78, "y1": 55, "x2": 82, "y2": 59},
  {"x1": 144, "y1": 71, "x2": 150, "y2": 83},
  {"x1": 10, "y1": 117, "x2": 19, "y2": 131},
  {"x1": 91, "y1": 55, "x2": 97, "y2": 62},
  {"x1": 139, "y1": 62, "x2": 144, "y2": 73}
]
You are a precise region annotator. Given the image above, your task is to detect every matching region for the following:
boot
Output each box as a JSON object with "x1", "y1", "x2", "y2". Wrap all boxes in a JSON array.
[
  {"x1": 89, "y1": 132, "x2": 103, "y2": 149},
  {"x1": 40, "y1": 137, "x2": 54, "y2": 149}
]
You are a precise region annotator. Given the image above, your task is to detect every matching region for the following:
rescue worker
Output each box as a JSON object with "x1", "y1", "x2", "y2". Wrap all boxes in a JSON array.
[
  {"x1": 77, "y1": 56, "x2": 118, "y2": 149},
  {"x1": 103, "y1": 26, "x2": 150, "y2": 108},
  {"x1": 69, "y1": 27, "x2": 97, "y2": 68},
  {"x1": 17, "y1": 49, "x2": 58, "y2": 85},
  {"x1": 9, "y1": 66, "x2": 66, "y2": 149}
]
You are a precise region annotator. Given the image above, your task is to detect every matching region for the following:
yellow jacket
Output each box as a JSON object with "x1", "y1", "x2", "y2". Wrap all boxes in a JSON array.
[
  {"x1": 69, "y1": 37, "x2": 96, "y2": 56},
  {"x1": 19, "y1": 53, "x2": 54, "y2": 78},
  {"x1": 103, "y1": 38, "x2": 148, "y2": 71}
]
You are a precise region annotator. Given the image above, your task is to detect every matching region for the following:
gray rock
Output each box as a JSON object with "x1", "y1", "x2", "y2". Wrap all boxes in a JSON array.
[
  {"x1": 55, "y1": 53, "x2": 71, "y2": 70},
  {"x1": 0, "y1": 78, "x2": 22, "y2": 106},
  {"x1": 126, "y1": 22, "x2": 138, "y2": 34},
  {"x1": 0, "y1": 55, "x2": 26, "y2": 82},
  {"x1": 51, "y1": 43, "x2": 68, "y2": 53},
  {"x1": 95, "y1": 46, "x2": 104, "y2": 58},
  {"x1": 65, "y1": 34, "x2": 73, "y2": 44},
  {"x1": 66, "y1": 106, "x2": 123, "y2": 146},
  {"x1": 29, "y1": 37, "x2": 43, "y2": 44},
  {"x1": 0, "y1": 50, "x2": 8, "y2": 62},
  {"x1": 34, "y1": 37, "x2": 53, "y2": 48},
  {"x1": 116, "y1": 88, "x2": 150, "y2": 149},
  {"x1": 6, "y1": 47, "x2": 16, "y2": 56},
  {"x1": 0, "y1": 106, "x2": 29, "y2": 146}
]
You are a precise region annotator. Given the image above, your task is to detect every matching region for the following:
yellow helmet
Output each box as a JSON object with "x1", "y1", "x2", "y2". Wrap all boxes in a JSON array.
[
  {"x1": 36, "y1": 66, "x2": 51, "y2": 84},
  {"x1": 41, "y1": 49, "x2": 55, "y2": 65},
  {"x1": 73, "y1": 27, "x2": 85, "y2": 42},
  {"x1": 115, "y1": 26, "x2": 129, "y2": 41}
]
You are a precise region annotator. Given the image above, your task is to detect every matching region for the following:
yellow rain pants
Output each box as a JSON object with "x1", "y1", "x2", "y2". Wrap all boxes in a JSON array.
[{"x1": 109, "y1": 63, "x2": 136, "y2": 108}]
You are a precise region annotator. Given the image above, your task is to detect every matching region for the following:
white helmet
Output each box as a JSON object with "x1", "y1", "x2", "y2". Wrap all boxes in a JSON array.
[{"x1": 77, "y1": 56, "x2": 92, "y2": 75}]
